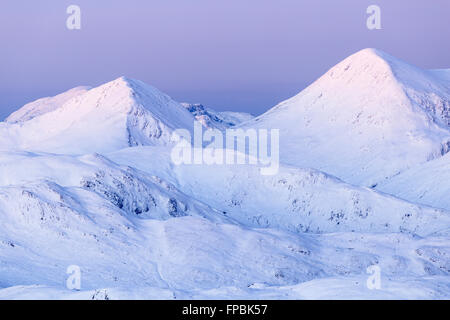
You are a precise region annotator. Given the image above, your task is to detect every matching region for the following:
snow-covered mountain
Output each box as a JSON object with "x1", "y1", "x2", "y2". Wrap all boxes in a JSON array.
[
  {"x1": 242, "y1": 49, "x2": 450, "y2": 186},
  {"x1": 1, "y1": 49, "x2": 450, "y2": 299},
  {"x1": 0, "y1": 77, "x2": 195, "y2": 154}
]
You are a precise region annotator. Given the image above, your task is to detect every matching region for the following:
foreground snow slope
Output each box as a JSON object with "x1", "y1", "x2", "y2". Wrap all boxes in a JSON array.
[
  {"x1": 108, "y1": 147, "x2": 450, "y2": 236},
  {"x1": 0, "y1": 147, "x2": 448, "y2": 299},
  {"x1": 1, "y1": 221, "x2": 449, "y2": 299},
  {"x1": 242, "y1": 48, "x2": 450, "y2": 186},
  {"x1": 0, "y1": 77, "x2": 195, "y2": 154}
]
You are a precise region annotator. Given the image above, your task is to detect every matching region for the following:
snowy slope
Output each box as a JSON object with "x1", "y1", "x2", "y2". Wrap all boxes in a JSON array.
[
  {"x1": 242, "y1": 49, "x2": 450, "y2": 186},
  {"x1": 0, "y1": 146, "x2": 447, "y2": 298},
  {"x1": 5, "y1": 86, "x2": 91, "y2": 123},
  {"x1": 0, "y1": 150, "x2": 392, "y2": 295},
  {"x1": 0, "y1": 151, "x2": 228, "y2": 222},
  {"x1": 1, "y1": 218, "x2": 449, "y2": 299},
  {"x1": 181, "y1": 103, "x2": 253, "y2": 129},
  {"x1": 0, "y1": 77, "x2": 195, "y2": 154},
  {"x1": 108, "y1": 147, "x2": 450, "y2": 236},
  {"x1": 376, "y1": 151, "x2": 450, "y2": 211}
]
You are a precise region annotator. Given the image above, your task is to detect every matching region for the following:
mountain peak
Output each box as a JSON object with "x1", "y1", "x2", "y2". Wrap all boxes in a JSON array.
[
  {"x1": 1, "y1": 77, "x2": 195, "y2": 154},
  {"x1": 108, "y1": 76, "x2": 138, "y2": 88},
  {"x1": 93, "y1": 76, "x2": 143, "y2": 100},
  {"x1": 341, "y1": 48, "x2": 398, "y2": 66},
  {"x1": 324, "y1": 48, "x2": 398, "y2": 84},
  {"x1": 348, "y1": 48, "x2": 385, "y2": 60},
  {"x1": 244, "y1": 48, "x2": 450, "y2": 186},
  {"x1": 351, "y1": 47, "x2": 387, "y2": 58}
]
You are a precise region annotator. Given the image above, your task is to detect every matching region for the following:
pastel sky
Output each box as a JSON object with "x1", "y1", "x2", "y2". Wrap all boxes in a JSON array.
[{"x1": 1, "y1": 0, "x2": 449, "y2": 119}]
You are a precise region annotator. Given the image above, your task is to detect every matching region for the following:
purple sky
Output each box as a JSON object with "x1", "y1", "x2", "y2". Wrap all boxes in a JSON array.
[{"x1": 1, "y1": 0, "x2": 449, "y2": 119}]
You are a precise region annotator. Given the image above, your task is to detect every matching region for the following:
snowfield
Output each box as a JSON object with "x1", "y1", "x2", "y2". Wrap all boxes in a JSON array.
[{"x1": 0, "y1": 49, "x2": 449, "y2": 299}]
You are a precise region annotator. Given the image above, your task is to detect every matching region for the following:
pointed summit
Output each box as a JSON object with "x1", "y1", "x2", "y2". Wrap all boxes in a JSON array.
[
  {"x1": 324, "y1": 48, "x2": 450, "y2": 126},
  {"x1": 326, "y1": 48, "x2": 395, "y2": 80},
  {"x1": 0, "y1": 77, "x2": 195, "y2": 154},
  {"x1": 243, "y1": 48, "x2": 450, "y2": 186}
]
